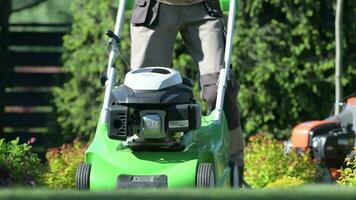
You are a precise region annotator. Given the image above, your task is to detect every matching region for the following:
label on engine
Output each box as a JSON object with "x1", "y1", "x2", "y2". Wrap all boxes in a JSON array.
[
  {"x1": 169, "y1": 120, "x2": 189, "y2": 128},
  {"x1": 338, "y1": 139, "x2": 349, "y2": 146}
]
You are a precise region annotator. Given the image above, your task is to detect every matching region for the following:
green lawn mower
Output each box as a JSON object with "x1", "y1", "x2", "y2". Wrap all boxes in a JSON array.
[{"x1": 75, "y1": 0, "x2": 239, "y2": 190}]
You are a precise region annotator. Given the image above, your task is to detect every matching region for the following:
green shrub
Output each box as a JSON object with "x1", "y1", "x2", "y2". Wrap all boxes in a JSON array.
[
  {"x1": 244, "y1": 134, "x2": 317, "y2": 188},
  {"x1": 337, "y1": 150, "x2": 356, "y2": 186},
  {"x1": 0, "y1": 138, "x2": 43, "y2": 187},
  {"x1": 265, "y1": 176, "x2": 305, "y2": 188},
  {"x1": 235, "y1": 0, "x2": 356, "y2": 138},
  {"x1": 42, "y1": 140, "x2": 87, "y2": 189}
]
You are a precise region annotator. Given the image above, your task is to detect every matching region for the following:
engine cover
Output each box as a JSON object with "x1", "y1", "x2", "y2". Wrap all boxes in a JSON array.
[
  {"x1": 124, "y1": 67, "x2": 182, "y2": 90},
  {"x1": 108, "y1": 67, "x2": 202, "y2": 148}
]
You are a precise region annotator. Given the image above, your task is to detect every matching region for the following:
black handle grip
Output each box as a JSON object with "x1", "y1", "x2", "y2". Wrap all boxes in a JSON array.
[{"x1": 106, "y1": 30, "x2": 120, "y2": 43}]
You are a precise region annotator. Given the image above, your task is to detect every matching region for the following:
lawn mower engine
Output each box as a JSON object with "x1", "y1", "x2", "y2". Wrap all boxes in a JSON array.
[
  {"x1": 108, "y1": 67, "x2": 201, "y2": 150},
  {"x1": 291, "y1": 121, "x2": 354, "y2": 169},
  {"x1": 286, "y1": 95, "x2": 356, "y2": 182}
]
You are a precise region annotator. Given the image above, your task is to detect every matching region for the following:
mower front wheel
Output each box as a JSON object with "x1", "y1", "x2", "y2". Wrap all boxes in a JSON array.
[
  {"x1": 196, "y1": 163, "x2": 215, "y2": 187},
  {"x1": 76, "y1": 163, "x2": 91, "y2": 190}
]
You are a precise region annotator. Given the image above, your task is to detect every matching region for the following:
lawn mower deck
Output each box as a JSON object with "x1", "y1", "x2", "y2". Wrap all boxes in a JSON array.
[{"x1": 77, "y1": 111, "x2": 230, "y2": 190}]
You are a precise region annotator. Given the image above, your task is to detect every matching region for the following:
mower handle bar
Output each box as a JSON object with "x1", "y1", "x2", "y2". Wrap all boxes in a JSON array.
[
  {"x1": 100, "y1": 0, "x2": 127, "y2": 123},
  {"x1": 214, "y1": 0, "x2": 238, "y2": 124}
]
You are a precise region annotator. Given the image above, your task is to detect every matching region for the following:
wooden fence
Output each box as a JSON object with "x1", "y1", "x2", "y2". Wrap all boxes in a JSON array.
[{"x1": 0, "y1": 23, "x2": 70, "y2": 152}]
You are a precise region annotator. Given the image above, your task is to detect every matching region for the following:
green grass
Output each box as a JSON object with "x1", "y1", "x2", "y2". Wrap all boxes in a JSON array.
[{"x1": 0, "y1": 185, "x2": 355, "y2": 200}]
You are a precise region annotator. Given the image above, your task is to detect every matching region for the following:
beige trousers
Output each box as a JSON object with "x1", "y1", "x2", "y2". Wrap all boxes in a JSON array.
[{"x1": 131, "y1": 2, "x2": 224, "y2": 75}]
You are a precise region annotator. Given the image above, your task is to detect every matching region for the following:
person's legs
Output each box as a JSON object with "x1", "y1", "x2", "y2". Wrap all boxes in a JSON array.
[
  {"x1": 130, "y1": 3, "x2": 180, "y2": 69},
  {"x1": 179, "y1": 2, "x2": 244, "y2": 164}
]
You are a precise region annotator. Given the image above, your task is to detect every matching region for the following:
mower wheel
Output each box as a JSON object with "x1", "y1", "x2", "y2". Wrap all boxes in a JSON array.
[
  {"x1": 196, "y1": 163, "x2": 215, "y2": 187},
  {"x1": 76, "y1": 163, "x2": 91, "y2": 190}
]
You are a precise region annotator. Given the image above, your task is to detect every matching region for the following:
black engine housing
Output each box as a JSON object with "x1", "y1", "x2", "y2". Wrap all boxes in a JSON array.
[
  {"x1": 311, "y1": 123, "x2": 354, "y2": 168},
  {"x1": 108, "y1": 83, "x2": 201, "y2": 141}
]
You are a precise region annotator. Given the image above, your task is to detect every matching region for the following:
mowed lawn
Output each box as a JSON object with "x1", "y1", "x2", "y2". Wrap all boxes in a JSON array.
[{"x1": 0, "y1": 185, "x2": 355, "y2": 200}]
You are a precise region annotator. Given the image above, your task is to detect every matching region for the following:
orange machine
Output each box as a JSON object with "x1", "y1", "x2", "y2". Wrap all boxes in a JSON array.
[
  {"x1": 291, "y1": 121, "x2": 339, "y2": 149},
  {"x1": 289, "y1": 95, "x2": 356, "y2": 180}
]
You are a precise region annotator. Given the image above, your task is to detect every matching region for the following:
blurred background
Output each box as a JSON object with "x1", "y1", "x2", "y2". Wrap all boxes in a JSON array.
[
  {"x1": 0, "y1": 0, "x2": 355, "y2": 155},
  {"x1": 0, "y1": 0, "x2": 72, "y2": 154}
]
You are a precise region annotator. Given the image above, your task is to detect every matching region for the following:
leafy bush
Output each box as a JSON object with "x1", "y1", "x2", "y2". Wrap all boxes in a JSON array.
[
  {"x1": 235, "y1": 0, "x2": 356, "y2": 138},
  {"x1": 244, "y1": 134, "x2": 317, "y2": 188},
  {"x1": 42, "y1": 140, "x2": 87, "y2": 189},
  {"x1": 337, "y1": 150, "x2": 356, "y2": 186},
  {"x1": 265, "y1": 176, "x2": 305, "y2": 188},
  {"x1": 0, "y1": 138, "x2": 43, "y2": 187}
]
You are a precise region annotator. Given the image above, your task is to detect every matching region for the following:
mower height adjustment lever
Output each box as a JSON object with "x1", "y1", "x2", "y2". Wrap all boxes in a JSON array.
[{"x1": 106, "y1": 30, "x2": 120, "y2": 43}]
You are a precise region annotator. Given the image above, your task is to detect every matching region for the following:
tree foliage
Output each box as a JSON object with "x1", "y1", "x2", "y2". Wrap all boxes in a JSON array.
[
  {"x1": 52, "y1": 0, "x2": 127, "y2": 140},
  {"x1": 53, "y1": 0, "x2": 356, "y2": 139},
  {"x1": 235, "y1": 0, "x2": 356, "y2": 137}
]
